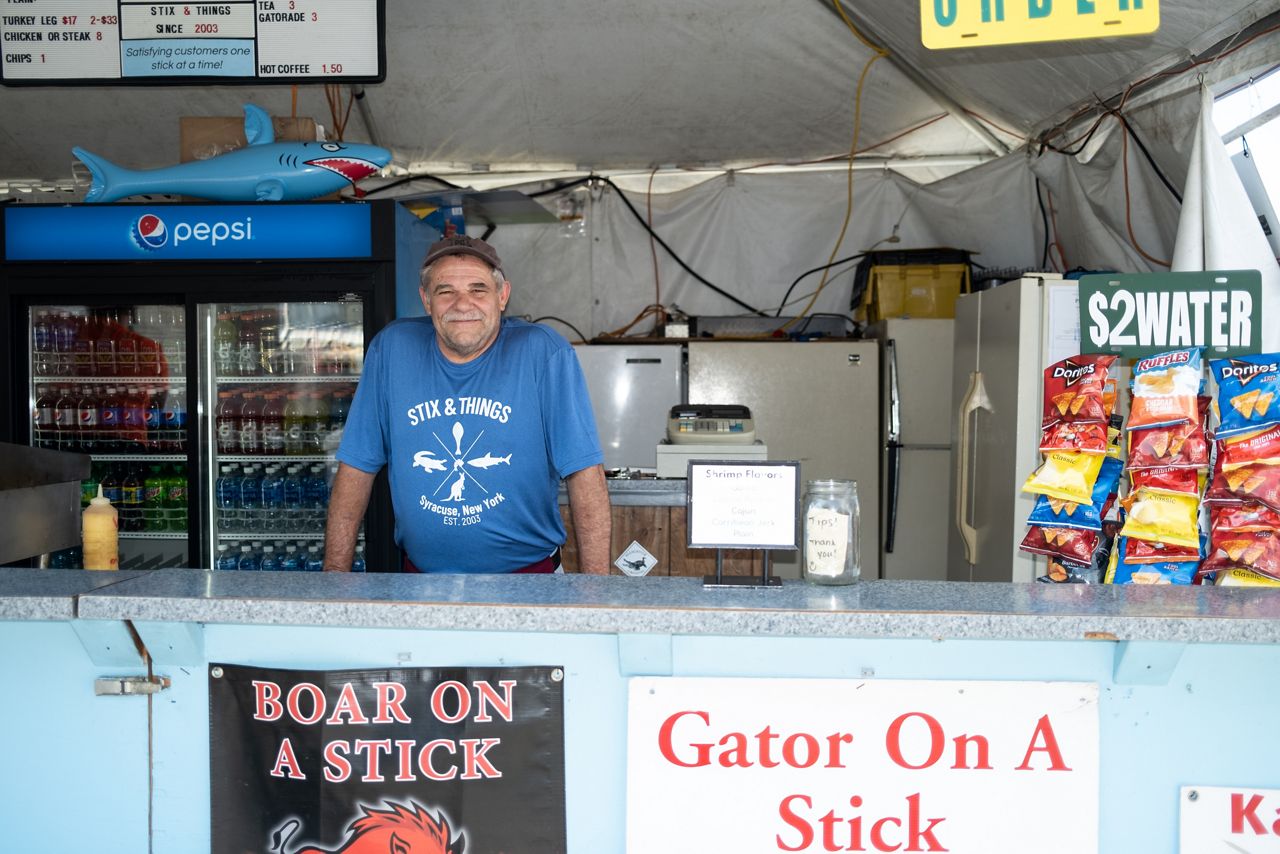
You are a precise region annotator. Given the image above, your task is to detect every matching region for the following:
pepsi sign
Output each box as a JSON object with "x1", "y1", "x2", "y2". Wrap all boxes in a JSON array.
[{"x1": 3, "y1": 204, "x2": 372, "y2": 261}]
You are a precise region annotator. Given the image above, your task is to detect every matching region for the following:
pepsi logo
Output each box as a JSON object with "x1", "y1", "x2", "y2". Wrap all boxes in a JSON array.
[{"x1": 131, "y1": 214, "x2": 168, "y2": 250}]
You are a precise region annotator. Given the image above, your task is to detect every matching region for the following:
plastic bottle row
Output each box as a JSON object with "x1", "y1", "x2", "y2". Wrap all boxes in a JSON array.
[
  {"x1": 213, "y1": 307, "x2": 361, "y2": 378},
  {"x1": 33, "y1": 306, "x2": 184, "y2": 378},
  {"x1": 34, "y1": 384, "x2": 187, "y2": 454},
  {"x1": 86, "y1": 461, "x2": 188, "y2": 534},
  {"x1": 215, "y1": 540, "x2": 366, "y2": 572},
  {"x1": 216, "y1": 462, "x2": 334, "y2": 534},
  {"x1": 215, "y1": 384, "x2": 351, "y2": 457}
]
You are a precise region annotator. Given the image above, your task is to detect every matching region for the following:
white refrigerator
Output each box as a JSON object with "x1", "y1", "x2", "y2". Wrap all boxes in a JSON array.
[
  {"x1": 573, "y1": 344, "x2": 684, "y2": 473},
  {"x1": 869, "y1": 319, "x2": 954, "y2": 581},
  {"x1": 947, "y1": 275, "x2": 1080, "y2": 582}
]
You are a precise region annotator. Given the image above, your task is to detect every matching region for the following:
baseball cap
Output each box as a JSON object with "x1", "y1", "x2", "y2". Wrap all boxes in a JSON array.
[{"x1": 422, "y1": 234, "x2": 504, "y2": 275}]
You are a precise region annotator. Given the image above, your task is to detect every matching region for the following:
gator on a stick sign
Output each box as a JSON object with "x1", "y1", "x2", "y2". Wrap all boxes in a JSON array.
[{"x1": 210, "y1": 663, "x2": 565, "y2": 854}]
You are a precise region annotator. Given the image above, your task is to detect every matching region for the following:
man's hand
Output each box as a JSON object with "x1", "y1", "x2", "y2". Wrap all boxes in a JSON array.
[
  {"x1": 565, "y1": 464, "x2": 611, "y2": 574},
  {"x1": 324, "y1": 463, "x2": 377, "y2": 571}
]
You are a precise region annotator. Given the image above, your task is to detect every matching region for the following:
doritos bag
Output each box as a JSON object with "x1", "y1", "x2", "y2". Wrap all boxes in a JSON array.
[
  {"x1": 1019, "y1": 524, "x2": 1099, "y2": 564},
  {"x1": 1200, "y1": 529, "x2": 1280, "y2": 582},
  {"x1": 1217, "y1": 422, "x2": 1280, "y2": 471},
  {"x1": 1128, "y1": 348, "x2": 1202, "y2": 430},
  {"x1": 1042, "y1": 355, "x2": 1117, "y2": 428},
  {"x1": 1210, "y1": 353, "x2": 1280, "y2": 439}
]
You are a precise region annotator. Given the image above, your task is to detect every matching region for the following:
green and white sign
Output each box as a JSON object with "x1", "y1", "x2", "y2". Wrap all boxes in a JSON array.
[{"x1": 1079, "y1": 271, "x2": 1262, "y2": 358}]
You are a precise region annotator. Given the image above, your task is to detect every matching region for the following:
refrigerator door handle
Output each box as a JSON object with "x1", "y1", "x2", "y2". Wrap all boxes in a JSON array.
[
  {"x1": 955, "y1": 370, "x2": 993, "y2": 566},
  {"x1": 884, "y1": 340, "x2": 902, "y2": 553}
]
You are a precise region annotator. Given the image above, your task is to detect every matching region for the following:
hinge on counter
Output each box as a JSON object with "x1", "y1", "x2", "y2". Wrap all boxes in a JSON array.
[{"x1": 94, "y1": 675, "x2": 171, "y2": 696}]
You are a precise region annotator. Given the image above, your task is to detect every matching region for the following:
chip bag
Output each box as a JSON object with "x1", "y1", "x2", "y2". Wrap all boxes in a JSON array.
[
  {"x1": 1210, "y1": 353, "x2": 1280, "y2": 439},
  {"x1": 1214, "y1": 568, "x2": 1280, "y2": 587},
  {"x1": 1209, "y1": 500, "x2": 1280, "y2": 533},
  {"x1": 1119, "y1": 486, "x2": 1201, "y2": 549},
  {"x1": 1206, "y1": 462, "x2": 1280, "y2": 515},
  {"x1": 1200, "y1": 529, "x2": 1280, "y2": 581},
  {"x1": 1019, "y1": 524, "x2": 1099, "y2": 564},
  {"x1": 1040, "y1": 421, "x2": 1110, "y2": 455},
  {"x1": 1129, "y1": 465, "x2": 1202, "y2": 496},
  {"x1": 1217, "y1": 422, "x2": 1280, "y2": 471},
  {"x1": 1022, "y1": 451, "x2": 1106, "y2": 504},
  {"x1": 1128, "y1": 348, "x2": 1202, "y2": 430},
  {"x1": 1042, "y1": 355, "x2": 1117, "y2": 428},
  {"x1": 1038, "y1": 520, "x2": 1119, "y2": 583},
  {"x1": 1126, "y1": 396, "x2": 1210, "y2": 470},
  {"x1": 1106, "y1": 536, "x2": 1197, "y2": 584},
  {"x1": 1027, "y1": 456, "x2": 1122, "y2": 530},
  {"x1": 1122, "y1": 537, "x2": 1200, "y2": 564}
]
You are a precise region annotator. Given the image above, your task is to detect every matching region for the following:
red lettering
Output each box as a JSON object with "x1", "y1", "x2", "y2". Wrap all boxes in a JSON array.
[
  {"x1": 826, "y1": 732, "x2": 854, "y2": 768},
  {"x1": 323, "y1": 740, "x2": 351, "y2": 782},
  {"x1": 756, "y1": 726, "x2": 780, "y2": 768},
  {"x1": 871, "y1": 816, "x2": 903, "y2": 851},
  {"x1": 1231, "y1": 793, "x2": 1266, "y2": 835},
  {"x1": 950, "y1": 733, "x2": 992, "y2": 770},
  {"x1": 394, "y1": 739, "x2": 416, "y2": 782},
  {"x1": 819, "y1": 808, "x2": 842, "y2": 851},
  {"x1": 657, "y1": 710, "x2": 711, "y2": 768},
  {"x1": 905, "y1": 793, "x2": 948, "y2": 851},
  {"x1": 430, "y1": 680, "x2": 472, "y2": 723},
  {"x1": 286, "y1": 682, "x2": 325, "y2": 725},
  {"x1": 886, "y1": 712, "x2": 945, "y2": 770},
  {"x1": 252, "y1": 679, "x2": 282, "y2": 721},
  {"x1": 719, "y1": 731, "x2": 751, "y2": 768},
  {"x1": 777, "y1": 794, "x2": 814, "y2": 851},
  {"x1": 353, "y1": 739, "x2": 392, "y2": 782},
  {"x1": 269, "y1": 737, "x2": 306, "y2": 779},
  {"x1": 373, "y1": 682, "x2": 410, "y2": 724},
  {"x1": 1014, "y1": 715, "x2": 1072, "y2": 771},
  {"x1": 418, "y1": 739, "x2": 457, "y2": 780},
  {"x1": 325, "y1": 682, "x2": 369, "y2": 725},
  {"x1": 472, "y1": 679, "x2": 516, "y2": 722},
  {"x1": 783, "y1": 733, "x2": 820, "y2": 768},
  {"x1": 461, "y1": 737, "x2": 503, "y2": 779}
]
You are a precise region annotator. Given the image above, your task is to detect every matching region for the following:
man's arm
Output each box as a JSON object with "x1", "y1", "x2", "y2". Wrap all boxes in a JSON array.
[
  {"x1": 564, "y1": 464, "x2": 611, "y2": 574},
  {"x1": 324, "y1": 463, "x2": 377, "y2": 572}
]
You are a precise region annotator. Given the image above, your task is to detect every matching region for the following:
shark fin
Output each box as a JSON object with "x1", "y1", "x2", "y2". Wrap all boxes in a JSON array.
[
  {"x1": 73, "y1": 147, "x2": 130, "y2": 204},
  {"x1": 255, "y1": 178, "x2": 286, "y2": 201},
  {"x1": 243, "y1": 104, "x2": 275, "y2": 146}
]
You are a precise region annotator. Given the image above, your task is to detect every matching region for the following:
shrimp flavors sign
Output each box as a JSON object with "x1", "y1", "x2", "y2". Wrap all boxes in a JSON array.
[
  {"x1": 210, "y1": 664, "x2": 565, "y2": 854},
  {"x1": 627, "y1": 677, "x2": 1099, "y2": 853}
]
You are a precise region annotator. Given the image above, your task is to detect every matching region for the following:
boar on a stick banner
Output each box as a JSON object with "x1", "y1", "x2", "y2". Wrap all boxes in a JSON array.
[{"x1": 210, "y1": 663, "x2": 565, "y2": 854}]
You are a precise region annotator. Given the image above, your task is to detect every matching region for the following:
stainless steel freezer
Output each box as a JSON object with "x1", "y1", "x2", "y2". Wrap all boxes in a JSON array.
[{"x1": 573, "y1": 344, "x2": 683, "y2": 473}]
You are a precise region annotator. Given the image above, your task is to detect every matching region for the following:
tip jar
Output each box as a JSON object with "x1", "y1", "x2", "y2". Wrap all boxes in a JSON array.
[{"x1": 803, "y1": 479, "x2": 859, "y2": 585}]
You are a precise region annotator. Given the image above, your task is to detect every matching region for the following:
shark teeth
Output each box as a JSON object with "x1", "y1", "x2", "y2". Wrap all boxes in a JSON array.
[{"x1": 305, "y1": 157, "x2": 381, "y2": 182}]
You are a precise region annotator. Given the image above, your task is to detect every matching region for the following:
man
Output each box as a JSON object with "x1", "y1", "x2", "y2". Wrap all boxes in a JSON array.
[{"x1": 324, "y1": 234, "x2": 611, "y2": 573}]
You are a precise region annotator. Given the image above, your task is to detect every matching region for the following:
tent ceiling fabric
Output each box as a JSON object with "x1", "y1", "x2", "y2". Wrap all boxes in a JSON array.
[{"x1": 1, "y1": 0, "x2": 1279, "y2": 185}]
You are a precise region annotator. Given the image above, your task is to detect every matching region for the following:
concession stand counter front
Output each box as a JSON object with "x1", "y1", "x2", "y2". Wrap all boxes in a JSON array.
[{"x1": 1, "y1": 568, "x2": 1278, "y2": 852}]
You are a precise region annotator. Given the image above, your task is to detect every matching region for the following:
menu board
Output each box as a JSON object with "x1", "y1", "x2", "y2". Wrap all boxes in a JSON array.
[{"x1": 1, "y1": 0, "x2": 383, "y2": 84}]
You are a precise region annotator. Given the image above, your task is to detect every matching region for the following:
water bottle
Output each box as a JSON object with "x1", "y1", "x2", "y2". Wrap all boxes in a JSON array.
[
  {"x1": 304, "y1": 545, "x2": 324, "y2": 572},
  {"x1": 215, "y1": 544, "x2": 238, "y2": 571},
  {"x1": 351, "y1": 544, "x2": 366, "y2": 573},
  {"x1": 216, "y1": 465, "x2": 240, "y2": 532},
  {"x1": 261, "y1": 465, "x2": 284, "y2": 533},
  {"x1": 240, "y1": 465, "x2": 263, "y2": 533},
  {"x1": 260, "y1": 545, "x2": 280, "y2": 572},
  {"x1": 163, "y1": 388, "x2": 187, "y2": 452},
  {"x1": 304, "y1": 464, "x2": 329, "y2": 533},
  {"x1": 283, "y1": 466, "x2": 304, "y2": 533},
  {"x1": 280, "y1": 544, "x2": 301, "y2": 572},
  {"x1": 237, "y1": 544, "x2": 260, "y2": 572}
]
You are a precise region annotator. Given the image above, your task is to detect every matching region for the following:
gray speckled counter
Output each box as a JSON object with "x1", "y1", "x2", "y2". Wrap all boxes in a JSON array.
[
  {"x1": 58, "y1": 569, "x2": 1280, "y2": 644},
  {"x1": 0, "y1": 568, "x2": 147, "y2": 620},
  {"x1": 558, "y1": 477, "x2": 686, "y2": 506}
]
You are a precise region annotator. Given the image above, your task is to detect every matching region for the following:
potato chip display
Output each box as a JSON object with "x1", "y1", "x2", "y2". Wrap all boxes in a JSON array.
[
  {"x1": 1022, "y1": 450, "x2": 1106, "y2": 504},
  {"x1": 1210, "y1": 353, "x2": 1280, "y2": 438},
  {"x1": 1200, "y1": 529, "x2": 1280, "y2": 581},
  {"x1": 1105, "y1": 537, "x2": 1196, "y2": 585},
  {"x1": 1128, "y1": 348, "x2": 1202, "y2": 430},
  {"x1": 1019, "y1": 524, "x2": 1099, "y2": 564},
  {"x1": 1041, "y1": 354, "x2": 1117, "y2": 428},
  {"x1": 1119, "y1": 486, "x2": 1201, "y2": 548}
]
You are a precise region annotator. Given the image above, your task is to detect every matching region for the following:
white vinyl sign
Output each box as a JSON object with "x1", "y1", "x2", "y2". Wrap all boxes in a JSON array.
[
  {"x1": 1181, "y1": 786, "x2": 1280, "y2": 852},
  {"x1": 627, "y1": 677, "x2": 1099, "y2": 854}
]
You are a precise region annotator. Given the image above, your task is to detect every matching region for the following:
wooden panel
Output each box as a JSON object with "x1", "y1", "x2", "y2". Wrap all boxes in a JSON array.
[
  {"x1": 667, "y1": 506, "x2": 757, "y2": 577},
  {"x1": 611, "y1": 505, "x2": 671, "y2": 576}
]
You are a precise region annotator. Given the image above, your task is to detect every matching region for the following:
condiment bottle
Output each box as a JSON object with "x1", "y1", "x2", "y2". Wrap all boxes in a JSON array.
[{"x1": 82, "y1": 484, "x2": 119, "y2": 570}]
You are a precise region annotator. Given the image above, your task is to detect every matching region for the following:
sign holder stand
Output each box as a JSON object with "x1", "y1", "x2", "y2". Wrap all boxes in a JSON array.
[
  {"x1": 685, "y1": 460, "x2": 798, "y2": 590},
  {"x1": 704, "y1": 548, "x2": 783, "y2": 589}
]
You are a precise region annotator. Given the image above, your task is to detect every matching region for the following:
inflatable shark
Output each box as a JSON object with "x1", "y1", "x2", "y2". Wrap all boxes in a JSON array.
[{"x1": 74, "y1": 104, "x2": 392, "y2": 203}]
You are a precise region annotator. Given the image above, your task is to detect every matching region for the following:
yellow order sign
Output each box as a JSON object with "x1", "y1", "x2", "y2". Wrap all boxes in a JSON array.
[{"x1": 920, "y1": 0, "x2": 1159, "y2": 49}]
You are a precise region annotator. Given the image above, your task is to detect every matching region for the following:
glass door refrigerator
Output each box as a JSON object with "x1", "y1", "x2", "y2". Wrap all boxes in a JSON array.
[{"x1": 1, "y1": 201, "x2": 398, "y2": 571}]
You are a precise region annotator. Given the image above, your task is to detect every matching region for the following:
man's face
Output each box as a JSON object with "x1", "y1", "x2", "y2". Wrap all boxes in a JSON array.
[{"x1": 420, "y1": 255, "x2": 511, "y2": 363}]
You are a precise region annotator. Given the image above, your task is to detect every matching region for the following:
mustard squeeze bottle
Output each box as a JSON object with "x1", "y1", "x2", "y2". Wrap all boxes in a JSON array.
[{"x1": 82, "y1": 484, "x2": 119, "y2": 570}]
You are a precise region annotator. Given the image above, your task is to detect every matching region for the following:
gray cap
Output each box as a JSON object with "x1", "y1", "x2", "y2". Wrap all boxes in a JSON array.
[{"x1": 422, "y1": 234, "x2": 503, "y2": 275}]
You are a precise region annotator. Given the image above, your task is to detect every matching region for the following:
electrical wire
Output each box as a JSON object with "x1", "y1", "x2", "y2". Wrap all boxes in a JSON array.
[
  {"x1": 774, "y1": 253, "x2": 866, "y2": 316},
  {"x1": 646, "y1": 167, "x2": 663, "y2": 334},
  {"x1": 1035, "y1": 177, "x2": 1050, "y2": 270},
  {"x1": 1114, "y1": 111, "x2": 1182, "y2": 203},
  {"x1": 962, "y1": 108, "x2": 1026, "y2": 140},
  {"x1": 356, "y1": 173, "x2": 466, "y2": 197},
  {"x1": 530, "y1": 316, "x2": 589, "y2": 344},
  {"x1": 597, "y1": 304, "x2": 667, "y2": 339}
]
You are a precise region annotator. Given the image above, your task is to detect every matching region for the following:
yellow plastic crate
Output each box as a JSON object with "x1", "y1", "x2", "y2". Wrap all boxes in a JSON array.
[{"x1": 867, "y1": 263, "x2": 969, "y2": 321}]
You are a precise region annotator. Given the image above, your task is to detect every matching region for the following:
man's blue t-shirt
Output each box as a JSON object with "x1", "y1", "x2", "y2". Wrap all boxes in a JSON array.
[{"x1": 336, "y1": 317, "x2": 603, "y2": 573}]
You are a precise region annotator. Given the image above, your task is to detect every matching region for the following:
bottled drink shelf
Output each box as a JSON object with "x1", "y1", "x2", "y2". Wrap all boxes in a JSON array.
[
  {"x1": 218, "y1": 533, "x2": 331, "y2": 541},
  {"x1": 92, "y1": 454, "x2": 189, "y2": 463},
  {"x1": 34, "y1": 376, "x2": 187, "y2": 384},
  {"x1": 218, "y1": 454, "x2": 334, "y2": 463},
  {"x1": 215, "y1": 375, "x2": 360, "y2": 384},
  {"x1": 119, "y1": 531, "x2": 190, "y2": 540}
]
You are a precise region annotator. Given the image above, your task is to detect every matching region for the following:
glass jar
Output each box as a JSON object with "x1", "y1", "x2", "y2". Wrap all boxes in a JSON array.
[{"x1": 802, "y1": 479, "x2": 860, "y2": 585}]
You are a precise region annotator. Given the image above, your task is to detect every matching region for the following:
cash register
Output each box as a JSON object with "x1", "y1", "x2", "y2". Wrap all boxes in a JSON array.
[{"x1": 656, "y1": 404, "x2": 768, "y2": 477}]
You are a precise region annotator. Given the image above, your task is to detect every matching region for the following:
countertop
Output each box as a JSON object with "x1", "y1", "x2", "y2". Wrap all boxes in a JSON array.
[
  {"x1": 0, "y1": 568, "x2": 1273, "y2": 644},
  {"x1": 559, "y1": 477, "x2": 686, "y2": 506}
]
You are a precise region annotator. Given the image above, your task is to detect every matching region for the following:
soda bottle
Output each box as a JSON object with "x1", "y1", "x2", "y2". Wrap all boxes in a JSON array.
[
  {"x1": 239, "y1": 391, "x2": 262, "y2": 455},
  {"x1": 94, "y1": 312, "x2": 118, "y2": 377},
  {"x1": 120, "y1": 386, "x2": 144, "y2": 451},
  {"x1": 143, "y1": 464, "x2": 166, "y2": 532},
  {"x1": 121, "y1": 464, "x2": 144, "y2": 533},
  {"x1": 213, "y1": 311, "x2": 237, "y2": 376},
  {"x1": 215, "y1": 544, "x2": 238, "y2": 571},
  {"x1": 144, "y1": 386, "x2": 163, "y2": 451},
  {"x1": 76, "y1": 386, "x2": 100, "y2": 454},
  {"x1": 72, "y1": 314, "x2": 95, "y2": 376},
  {"x1": 309, "y1": 391, "x2": 331, "y2": 455},
  {"x1": 162, "y1": 388, "x2": 186, "y2": 453},
  {"x1": 237, "y1": 311, "x2": 260, "y2": 377},
  {"x1": 33, "y1": 385, "x2": 56, "y2": 449},
  {"x1": 164, "y1": 464, "x2": 187, "y2": 533},
  {"x1": 32, "y1": 310, "x2": 53, "y2": 376},
  {"x1": 282, "y1": 466, "x2": 304, "y2": 532},
  {"x1": 261, "y1": 392, "x2": 285, "y2": 456},
  {"x1": 261, "y1": 465, "x2": 284, "y2": 533},
  {"x1": 352, "y1": 544, "x2": 367, "y2": 573},
  {"x1": 54, "y1": 387, "x2": 77, "y2": 452},
  {"x1": 216, "y1": 464, "x2": 240, "y2": 532},
  {"x1": 100, "y1": 463, "x2": 123, "y2": 508},
  {"x1": 283, "y1": 392, "x2": 306, "y2": 455},
  {"x1": 237, "y1": 544, "x2": 260, "y2": 572},
  {"x1": 239, "y1": 464, "x2": 263, "y2": 533},
  {"x1": 304, "y1": 545, "x2": 324, "y2": 572},
  {"x1": 116, "y1": 310, "x2": 139, "y2": 377},
  {"x1": 260, "y1": 545, "x2": 280, "y2": 572},
  {"x1": 215, "y1": 391, "x2": 240, "y2": 455},
  {"x1": 80, "y1": 462, "x2": 101, "y2": 509},
  {"x1": 100, "y1": 386, "x2": 123, "y2": 453}
]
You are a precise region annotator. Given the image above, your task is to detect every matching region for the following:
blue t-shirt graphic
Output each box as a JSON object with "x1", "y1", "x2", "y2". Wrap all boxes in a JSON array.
[{"x1": 336, "y1": 317, "x2": 603, "y2": 572}]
